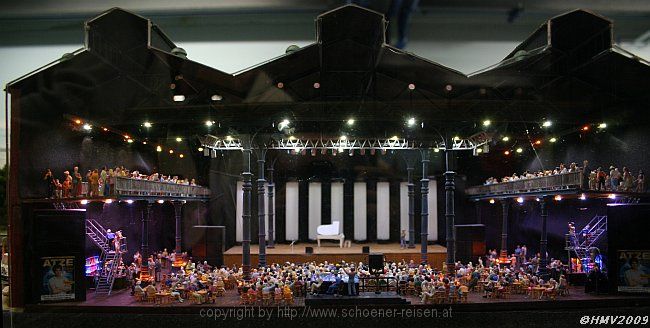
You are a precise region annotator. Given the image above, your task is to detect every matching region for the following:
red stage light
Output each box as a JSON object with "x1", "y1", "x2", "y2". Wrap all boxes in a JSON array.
[
  {"x1": 535, "y1": 140, "x2": 542, "y2": 145},
  {"x1": 582, "y1": 126, "x2": 590, "y2": 131},
  {"x1": 504, "y1": 150, "x2": 510, "y2": 155}
]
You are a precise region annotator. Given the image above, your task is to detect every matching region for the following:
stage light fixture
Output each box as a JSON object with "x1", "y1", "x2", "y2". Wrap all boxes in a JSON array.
[
  {"x1": 103, "y1": 128, "x2": 108, "y2": 132},
  {"x1": 124, "y1": 135, "x2": 129, "y2": 139},
  {"x1": 276, "y1": 82, "x2": 284, "y2": 89},
  {"x1": 349, "y1": 149, "x2": 354, "y2": 156},
  {"x1": 338, "y1": 147, "x2": 344, "y2": 153},
  {"x1": 453, "y1": 136, "x2": 460, "y2": 141},
  {"x1": 582, "y1": 125, "x2": 590, "y2": 131},
  {"x1": 554, "y1": 195, "x2": 562, "y2": 201},
  {"x1": 211, "y1": 94, "x2": 223, "y2": 101},
  {"x1": 126, "y1": 139, "x2": 134, "y2": 143},
  {"x1": 176, "y1": 137, "x2": 182, "y2": 142},
  {"x1": 535, "y1": 140, "x2": 542, "y2": 145},
  {"x1": 445, "y1": 84, "x2": 453, "y2": 92},
  {"x1": 288, "y1": 136, "x2": 296, "y2": 141},
  {"x1": 83, "y1": 124, "x2": 92, "y2": 131},
  {"x1": 340, "y1": 135, "x2": 347, "y2": 141},
  {"x1": 225, "y1": 135, "x2": 234, "y2": 141},
  {"x1": 483, "y1": 120, "x2": 491, "y2": 127},
  {"x1": 173, "y1": 95, "x2": 185, "y2": 102},
  {"x1": 321, "y1": 149, "x2": 327, "y2": 155},
  {"x1": 407, "y1": 117, "x2": 416, "y2": 126},
  {"x1": 126, "y1": 199, "x2": 134, "y2": 204},
  {"x1": 434, "y1": 148, "x2": 440, "y2": 153},
  {"x1": 105, "y1": 199, "x2": 113, "y2": 204},
  {"x1": 489, "y1": 199, "x2": 495, "y2": 204},
  {"x1": 143, "y1": 122, "x2": 152, "y2": 128},
  {"x1": 278, "y1": 119, "x2": 290, "y2": 131},
  {"x1": 580, "y1": 194, "x2": 586, "y2": 200},
  {"x1": 156, "y1": 146, "x2": 162, "y2": 152},
  {"x1": 550, "y1": 137, "x2": 557, "y2": 143},
  {"x1": 370, "y1": 149, "x2": 376, "y2": 156},
  {"x1": 535, "y1": 198, "x2": 540, "y2": 202},
  {"x1": 504, "y1": 150, "x2": 510, "y2": 155},
  {"x1": 80, "y1": 199, "x2": 89, "y2": 205},
  {"x1": 502, "y1": 136, "x2": 510, "y2": 142},
  {"x1": 313, "y1": 82, "x2": 320, "y2": 89},
  {"x1": 179, "y1": 154, "x2": 184, "y2": 158},
  {"x1": 542, "y1": 120, "x2": 552, "y2": 127},
  {"x1": 391, "y1": 136, "x2": 399, "y2": 140},
  {"x1": 598, "y1": 123, "x2": 607, "y2": 129},
  {"x1": 408, "y1": 83, "x2": 415, "y2": 90},
  {"x1": 75, "y1": 119, "x2": 82, "y2": 124},
  {"x1": 608, "y1": 194, "x2": 616, "y2": 199},
  {"x1": 347, "y1": 118, "x2": 355, "y2": 126},
  {"x1": 476, "y1": 148, "x2": 483, "y2": 153},
  {"x1": 211, "y1": 149, "x2": 217, "y2": 158},
  {"x1": 205, "y1": 120, "x2": 214, "y2": 127},
  {"x1": 516, "y1": 197, "x2": 524, "y2": 204},
  {"x1": 360, "y1": 149, "x2": 366, "y2": 155},
  {"x1": 311, "y1": 149, "x2": 316, "y2": 156},
  {"x1": 157, "y1": 200, "x2": 165, "y2": 204},
  {"x1": 198, "y1": 147, "x2": 204, "y2": 152},
  {"x1": 169, "y1": 149, "x2": 174, "y2": 154},
  {"x1": 516, "y1": 148, "x2": 523, "y2": 153},
  {"x1": 142, "y1": 141, "x2": 147, "y2": 145}
]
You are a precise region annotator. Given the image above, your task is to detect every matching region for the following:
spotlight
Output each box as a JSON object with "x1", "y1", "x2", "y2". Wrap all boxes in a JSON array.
[
  {"x1": 407, "y1": 117, "x2": 416, "y2": 126},
  {"x1": 225, "y1": 135, "x2": 234, "y2": 141},
  {"x1": 176, "y1": 137, "x2": 182, "y2": 142},
  {"x1": 535, "y1": 140, "x2": 542, "y2": 145},
  {"x1": 179, "y1": 154, "x2": 184, "y2": 158},
  {"x1": 347, "y1": 118, "x2": 355, "y2": 126},
  {"x1": 82, "y1": 124, "x2": 92, "y2": 131},
  {"x1": 169, "y1": 149, "x2": 174, "y2": 154},
  {"x1": 80, "y1": 199, "x2": 89, "y2": 205},
  {"x1": 391, "y1": 136, "x2": 399, "y2": 140},
  {"x1": 278, "y1": 119, "x2": 290, "y2": 131},
  {"x1": 340, "y1": 135, "x2": 347, "y2": 141},
  {"x1": 550, "y1": 137, "x2": 557, "y2": 143},
  {"x1": 598, "y1": 123, "x2": 607, "y2": 129},
  {"x1": 516, "y1": 148, "x2": 523, "y2": 153},
  {"x1": 198, "y1": 147, "x2": 204, "y2": 152},
  {"x1": 516, "y1": 197, "x2": 524, "y2": 204},
  {"x1": 124, "y1": 135, "x2": 129, "y2": 139},
  {"x1": 205, "y1": 120, "x2": 214, "y2": 127},
  {"x1": 157, "y1": 200, "x2": 165, "y2": 204},
  {"x1": 126, "y1": 199, "x2": 134, "y2": 204},
  {"x1": 445, "y1": 84, "x2": 453, "y2": 92},
  {"x1": 105, "y1": 199, "x2": 113, "y2": 204},
  {"x1": 127, "y1": 139, "x2": 134, "y2": 143},
  {"x1": 211, "y1": 94, "x2": 223, "y2": 101},
  {"x1": 489, "y1": 199, "x2": 495, "y2": 204},
  {"x1": 173, "y1": 94, "x2": 185, "y2": 102},
  {"x1": 476, "y1": 148, "x2": 483, "y2": 153},
  {"x1": 535, "y1": 198, "x2": 540, "y2": 202},
  {"x1": 338, "y1": 147, "x2": 344, "y2": 153},
  {"x1": 542, "y1": 120, "x2": 552, "y2": 127},
  {"x1": 580, "y1": 194, "x2": 586, "y2": 200},
  {"x1": 143, "y1": 122, "x2": 152, "y2": 128},
  {"x1": 74, "y1": 119, "x2": 82, "y2": 124},
  {"x1": 483, "y1": 120, "x2": 491, "y2": 127},
  {"x1": 502, "y1": 136, "x2": 510, "y2": 142},
  {"x1": 434, "y1": 148, "x2": 440, "y2": 153},
  {"x1": 408, "y1": 83, "x2": 415, "y2": 90},
  {"x1": 103, "y1": 128, "x2": 108, "y2": 132},
  {"x1": 142, "y1": 141, "x2": 147, "y2": 145},
  {"x1": 311, "y1": 149, "x2": 317, "y2": 156},
  {"x1": 582, "y1": 125, "x2": 590, "y2": 131},
  {"x1": 608, "y1": 194, "x2": 616, "y2": 199},
  {"x1": 313, "y1": 82, "x2": 320, "y2": 89},
  {"x1": 453, "y1": 136, "x2": 460, "y2": 141},
  {"x1": 504, "y1": 150, "x2": 510, "y2": 155},
  {"x1": 156, "y1": 146, "x2": 162, "y2": 152},
  {"x1": 554, "y1": 195, "x2": 562, "y2": 201},
  {"x1": 276, "y1": 82, "x2": 284, "y2": 89}
]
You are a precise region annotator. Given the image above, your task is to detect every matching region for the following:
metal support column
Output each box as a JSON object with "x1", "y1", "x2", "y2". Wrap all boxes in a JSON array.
[
  {"x1": 257, "y1": 151, "x2": 267, "y2": 267},
  {"x1": 499, "y1": 199, "x2": 510, "y2": 262},
  {"x1": 173, "y1": 201, "x2": 183, "y2": 255},
  {"x1": 267, "y1": 163, "x2": 275, "y2": 249},
  {"x1": 242, "y1": 141, "x2": 253, "y2": 280},
  {"x1": 444, "y1": 149, "x2": 456, "y2": 276},
  {"x1": 539, "y1": 196, "x2": 549, "y2": 276},
  {"x1": 420, "y1": 150, "x2": 430, "y2": 264},
  {"x1": 407, "y1": 164, "x2": 415, "y2": 249}
]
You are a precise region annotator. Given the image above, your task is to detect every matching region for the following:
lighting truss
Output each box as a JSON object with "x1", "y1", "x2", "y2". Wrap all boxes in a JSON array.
[{"x1": 199, "y1": 132, "x2": 492, "y2": 152}]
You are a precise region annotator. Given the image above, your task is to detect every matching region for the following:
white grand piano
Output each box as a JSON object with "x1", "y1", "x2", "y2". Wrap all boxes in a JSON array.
[{"x1": 316, "y1": 221, "x2": 344, "y2": 248}]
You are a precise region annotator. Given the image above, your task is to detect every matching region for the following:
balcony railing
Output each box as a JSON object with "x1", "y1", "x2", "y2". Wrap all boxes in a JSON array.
[
  {"x1": 113, "y1": 177, "x2": 210, "y2": 198},
  {"x1": 466, "y1": 171, "x2": 583, "y2": 197}
]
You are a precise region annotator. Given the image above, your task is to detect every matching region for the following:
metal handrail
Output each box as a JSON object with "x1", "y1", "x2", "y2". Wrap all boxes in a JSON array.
[
  {"x1": 113, "y1": 176, "x2": 210, "y2": 198},
  {"x1": 466, "y1": 171, "x2": 583, "y2": 196}
]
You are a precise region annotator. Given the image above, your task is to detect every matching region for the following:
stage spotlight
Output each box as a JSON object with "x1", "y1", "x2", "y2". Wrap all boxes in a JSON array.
[
  {"x1": 157, "y1": 200, "x2": 165, "y2": 204},
  {"x1": 143, "y1": 122, "x2": 152, "y2": 128},
  {"x1": 504, "y1": 150, "x2": 510, "y2": 155},
  {"x1": 516, "y1": 197, "x2": 524, "y2": 204},
  {"x1": 225, "y1": 135, "x2": 234, "y2": 141},
  {"x1": 370, "y1": 149, "x2": 376, "y2": 156},
  {"x1": 516, "y1": 148, "x2": 523, "y2": 153},
  {"x1": 535, "y1": 140, "x2": 542, "y2": 145},
  {"x1": 211, "y1": 149, "x2": 217, "y2": 158},
  {"x1": 391, "y1": 136, "x2": 399, "y2": 141},
  {"x1": 82, "y1": 124, "x2": 92, "y2": 131},
  {"x1": 80, "y1": 199, "x2": 89, "y2": 205},
  {"x1": 489, "y1": 199, "x2": 495, "y2": 204},
  {"x1": 179, "y1": 154, "x2": 184, "y2": 158},
  {"x1": 338, "y1": 147, "x2": 344, "y2": 153},
  {"x1": 278, "y1": 119, "x2": 290, "y2": 131},
  {"x1": 176, "y1": 137, "x2": 182, "y2": 142},
  {"x1": 311, "y1": 149, "x2": 317, "y2": 156},
  {"x1": 142, "y1": 141, "x2": 147, "y2": 145},
  {"x1": 434, "y1": 148, "x2": 440, "y2": 153},
  {"x1": 554, "y1": 195, "x2": 562, "y2": 201},
  {"x1": 582, "y1": 125, "x2": 590, "y2": 131},
  {"x1": 126, "y1": 199, "x2": 134, "y2": 204},
  {"x1": 608, "y1": 194, "x2": 616, "y2": 199},
  {"x1": 407, "y1": 117, "x2": 416, "y2": 126},
  {"x1": 205, "y1": 120, "x2": 214, "y2": 127},
  {"x1": 198, "y1": 147, "x2": 204, "y2": 152},
  {"x1": 550, "y1": 137, "x2": 557, "y2": 143},
  {"x1": 535, "y1": 198, "x2": 540, "y2": 202},
  {"x1": 74, "y1": 119, "x2": 82, "y2": 124},
  {"x1": 453, "y1": 136, "x2": 460, "y2": 141},
  {"x1": 483, "y1": 120, "x2": 491, "y2": 127},
  {"x1": 340, "y1": 135, "x2": 347, "y2": 141},
  {"x1": 408, "y1": 83, "x2": 415, "y2": 90},
  {"x1": 476, "y1": 148, "x2": 483, "y2": 153},
  {"x1": 105, "y1": 199, "x2": 113, "y2": 204},
  {"x1": 156, "y1": 146, "x2": 162, "y2": 152},
  {"x1": 542, "y1": 120, "x2": 552, "y2": 127},
  {"x1": 103, "y1": 127, "x2": 108, "y2": 132},
  {"x1": 169, "y1": 149, "x2": 174, "y2": 154},
  {"x1": 173, "y1": 94, "x2": 185, "y2": 102},
  {"x1": 313, "y1": 82, "x2": 320, "y2": 89},
  {"x1": 321, "y1": 148, "x2": 327, "y2": 155},
  {"x1": 360, "y1": 149, "x2": 366, "y2": 155},
  {"x1": 502, "y1": 136, "x2": 510, "y2": 142},
  {"x1": 580, "y1": 194, "x2": 587, "y2": 200},
  {"x1": 211, "y1": 94, "x2": 223, "y2": 101},
  {"x1": 126, "y1": 139, "x2": 134, "y2": 143},
  {"x1": 347, "y1": 118, "x2": 355, "y2": 126},
  {"x1": 445, "y1": 84, "x2": 453, "y2": 92},
  {"x1": 124, "y1": 135, "x2": 129, "y2": 139},
  {"x1": 598, "y1": 123, "x2": 607, "y2": 129}
]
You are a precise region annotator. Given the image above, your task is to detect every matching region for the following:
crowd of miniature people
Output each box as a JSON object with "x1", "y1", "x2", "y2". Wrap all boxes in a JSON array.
[
  {"x1": 43, "y1": 166, "x2": 199, "y2": 199},
  {"x1": 483, "y1": 160, "x2": 645, "y2": 193},
  {"x1": 114, "y1": 246, "x2": 578, "y2": 305}
]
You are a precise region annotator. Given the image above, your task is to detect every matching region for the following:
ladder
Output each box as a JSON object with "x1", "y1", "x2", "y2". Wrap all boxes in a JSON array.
[
  {"x1": 565, "y1": 215, "x2": 607, "y2": 260},
  {"x1": 86, "y1": 219, "x2": 127, "y2": 295}
]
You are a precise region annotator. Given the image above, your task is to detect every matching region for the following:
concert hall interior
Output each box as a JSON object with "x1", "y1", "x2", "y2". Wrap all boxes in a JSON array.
[{"x1": 2, "y1": 1, "x2": 650, "y2": 327}]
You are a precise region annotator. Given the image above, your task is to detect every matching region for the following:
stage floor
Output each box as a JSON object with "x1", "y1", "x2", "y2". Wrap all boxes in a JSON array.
[{"x1": 223, "y1": 243, "x2": 447, "y2": 267}]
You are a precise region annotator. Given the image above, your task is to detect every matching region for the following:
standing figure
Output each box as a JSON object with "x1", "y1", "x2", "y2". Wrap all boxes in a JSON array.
[
  {"x1": 400, "y1": 230, "x2": 406, "y2": 249},
  {"x1": 100, "y1": 167, "x2": 108, "y2": 196},
  {"x1": 344, "y1": 266, "x2": 358, "y2": 296},
  {"x1": 106, "y1": 229, "x2": 115, "y2": 251},
  {"x1": 636, "y1": 170, "x2": 645, "y2": 193},
  {"x1": 89, "y1": 169, "x2": 100, "y2": 197},
  {"x1": 62, "y1": 171, "x2": 72, "y2": 198},
  {"x1": 72, "y1": 166, "x2": 83, "y2": 197},
  {"x1": 44, "y1": 169, "x2": 54, "y2": 198}
]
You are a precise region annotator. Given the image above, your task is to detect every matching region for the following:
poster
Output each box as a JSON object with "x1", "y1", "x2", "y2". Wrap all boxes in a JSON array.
[
  {"x1": 617, "y1": 250, "x2": 650, "y2": 293},
  {"x1": 40, "y1": 256, "x2": 76, "y2": 301}
]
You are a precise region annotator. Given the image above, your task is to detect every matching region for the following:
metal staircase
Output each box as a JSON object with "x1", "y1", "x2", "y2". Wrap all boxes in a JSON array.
[
  {"x1": 53, "y1": 202, "x2": 81, "y2": 210},
  {"x1": 86, "y1": 219, "x2": 126, "y2": 295},
  {"x1": 566, "y1": 215, "x2": 607, "y2": 260}
]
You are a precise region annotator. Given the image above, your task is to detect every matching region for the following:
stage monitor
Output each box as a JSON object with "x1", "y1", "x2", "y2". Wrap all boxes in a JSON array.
[
  {"x1": 362, "y1": 246, "x2": 370, "y2": 254},
  {"x1": 368, "y1": 253, "x2": 384, "y2": 275}
]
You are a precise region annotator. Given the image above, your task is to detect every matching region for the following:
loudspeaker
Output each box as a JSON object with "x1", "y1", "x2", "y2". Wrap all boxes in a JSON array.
[
  {"x1": 368, "y1": 253, "x2": 384, "y2": 274},
  {"x1": 362, "y1": 246, "x2": 370, "y2": 254},
  {"x1": 305, "y1": 247, "x2": 313, "y2": 254}
]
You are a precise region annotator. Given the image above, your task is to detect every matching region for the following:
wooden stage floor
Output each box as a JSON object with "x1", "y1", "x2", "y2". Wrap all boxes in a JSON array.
[{"x1": 223, "y1": 243, "x2": 447, "y2": 267}]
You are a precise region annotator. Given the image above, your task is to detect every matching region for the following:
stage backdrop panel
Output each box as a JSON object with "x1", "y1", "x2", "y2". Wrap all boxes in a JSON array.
[
  {"x1": 377, "y1": 182, "x2": 390, "y2": 240},
  {"x1": 285, "y1": 182, "x2": 299, "y2": 241},
  {"x1": 331, "y1": 181, "x2": 344, "y2": 232},
  {"x1": 428, "y1": 178, "x2": 438, "y2": 241},
  {"x1": 400, "y1": 182, "x2": 409, "y2": 241},
  {"x1": 354, "y1": 182, "x2": 367, "y2": 241},
  {"x1": 308, "y1": 182, "x2": 322, "y2": 240},
  {"x1": 235, "y1": 181, "x2": 243, "y2": 242}
]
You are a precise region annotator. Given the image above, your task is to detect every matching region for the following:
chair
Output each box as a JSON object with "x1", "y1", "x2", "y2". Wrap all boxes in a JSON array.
[
  {"x1": 460, "y1": 290, "x2": 469, "y2": 303},
  {"x1": 146, "y1": 291, "x2": 156, "y2": 303},
  {"x1": 262, "y1": 291, "x2": 272, "y2": 306},
  {"x1": 257, "y1": 289, "x2": 264, "y2": 305},
  {"x1": 407, "y1": 281, "x2": 415, "y2": 295},
  {"x1": 274, "y1": 292, "x2": 283, "y2": 305},
  {"x1": 134, "y1": 292, "x2": 145, "y2": 302},
  {"x1": 433, "y1": 291, "x2": 446, "y2": 304},
  {"x1": 240, "y1": 293, "x2": 251, "y2": 305},
  {"x1": 316, "y1": 221, "x2": 345, "y2": 248}
]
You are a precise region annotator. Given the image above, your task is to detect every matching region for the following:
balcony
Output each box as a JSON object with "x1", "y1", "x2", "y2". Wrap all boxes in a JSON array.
[
  {"x1": 465, "y1": 171, "x2": 583, "y2": 199},
  {"x1": 113, "y1": 177, "x2": 210, "y2": 199}
]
